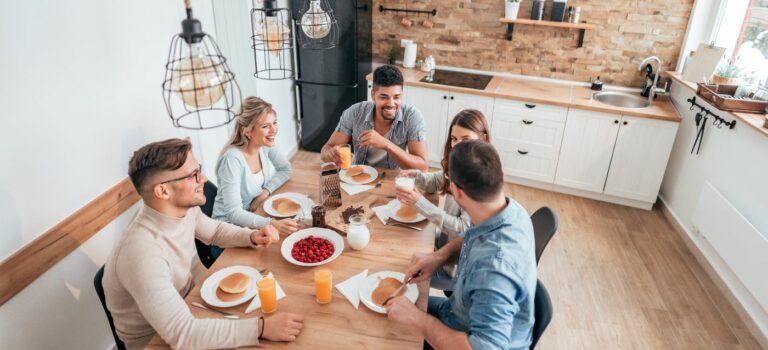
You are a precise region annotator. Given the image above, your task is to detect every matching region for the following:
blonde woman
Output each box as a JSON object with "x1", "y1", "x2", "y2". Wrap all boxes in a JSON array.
[{"x1": 212, "y1": 97, "x2": 298, "y2": 235}]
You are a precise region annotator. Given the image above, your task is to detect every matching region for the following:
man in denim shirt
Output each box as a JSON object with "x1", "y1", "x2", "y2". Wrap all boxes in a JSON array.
[
  {"x1": 387, "y1": 140, "x2": 536, "y2": 349},
  {"x1": 320, "y1": 65, "x2": 428, "y2": 171}
]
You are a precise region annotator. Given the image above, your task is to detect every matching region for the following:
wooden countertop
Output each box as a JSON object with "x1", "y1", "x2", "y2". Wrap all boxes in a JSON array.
[
  {"x1": 367, "y1": 67, "x2": 682, "y2": 123},
  {"x1": 665, "y1": 71, "x2": 768, "y2": 138},
  {"x1": 147, "y1": 161, "x2": 436, "y2": 349}
]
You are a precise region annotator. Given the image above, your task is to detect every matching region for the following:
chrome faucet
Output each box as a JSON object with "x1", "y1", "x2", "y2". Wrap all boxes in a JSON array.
[{"x1": 638, "y1": 56, "x2": 665, "y2": 104}]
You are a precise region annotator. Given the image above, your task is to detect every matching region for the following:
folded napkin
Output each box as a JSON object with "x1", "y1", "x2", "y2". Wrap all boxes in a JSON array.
[
  {"x1": 372, "y1": 205, "x2": 391, "y2": 225},
  {"x1": 341, "y1": 182, "x2": 374, "y2": 196},
  {"x1": 335, "y1": 269, "x2": 368, "y2": 309},
  {"x1": 245, "y1": 272, "x2": 287, "y2": 313}
]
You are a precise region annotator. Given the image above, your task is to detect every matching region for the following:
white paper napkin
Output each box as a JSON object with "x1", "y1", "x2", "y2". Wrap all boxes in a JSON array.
[
  {"x1": 335, "y1": 269, "x2": 368, "y2": 309},
  {"x1": 245, "y1": 272, "x2": 287, "y2": 313},
  {"x1": 372, "y1": 205, "x2": 391, "y2": 225},
  {"x1": 341, "y1": 183, "x2": 374, "y2": 196}
]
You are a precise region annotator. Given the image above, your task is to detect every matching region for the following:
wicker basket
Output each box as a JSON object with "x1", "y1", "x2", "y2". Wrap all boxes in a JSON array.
[{"x1": 696, "y1": 83, "x2": 768, "y2": 113}]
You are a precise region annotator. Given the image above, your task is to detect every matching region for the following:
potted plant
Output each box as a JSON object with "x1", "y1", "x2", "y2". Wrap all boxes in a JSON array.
[
  {"x1": 505, "y1": 0, "x2": 521, "y2": 20},
  {"x1": 388, "y1": 50, "x2": 397, "y2": 65},
  {"x1": 712, "y1": 63, "x2": 741, "y2": 85}
]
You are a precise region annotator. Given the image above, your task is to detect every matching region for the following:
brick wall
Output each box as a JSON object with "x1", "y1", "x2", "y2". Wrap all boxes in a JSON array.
[{"x1": 372, "y1": 0, "x2": 694, "y2": 86}]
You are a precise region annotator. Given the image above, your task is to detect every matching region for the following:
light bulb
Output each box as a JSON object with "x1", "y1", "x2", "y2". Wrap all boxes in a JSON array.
[
  {"x1": 261, "y1": 16, "x2": 290, "y2": 57},
  {"x1": 300, "y1": 0, "x2": 331, "y2": 39},
  {"x1": 171, "y1": 44, "x2": 228, "y2": 108}
]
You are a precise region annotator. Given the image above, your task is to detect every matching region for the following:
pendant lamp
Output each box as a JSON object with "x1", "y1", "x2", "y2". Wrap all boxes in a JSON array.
[
  {"x1": 296, "y1": 0, "x2": 339, "y2": 49},
  {"x1": 251, "y1": 0, "x2": 293, "y2": 80},
  {"x1": 162, "y1": 0, "x2": 242, "y2": 129}
]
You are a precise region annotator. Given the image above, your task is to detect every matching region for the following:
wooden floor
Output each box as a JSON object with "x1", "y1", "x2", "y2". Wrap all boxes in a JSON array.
[{"x1": 292, "y1": 151, "x2": 763, "y2": 349}]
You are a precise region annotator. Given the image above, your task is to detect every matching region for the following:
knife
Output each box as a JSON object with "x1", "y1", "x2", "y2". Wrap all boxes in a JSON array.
[
  {"x1": 382, "y1": 275, "x2": 413, "y2": 307},
  {"x1": 375, "y1": 171, "x2": 387, "y2": 188}
]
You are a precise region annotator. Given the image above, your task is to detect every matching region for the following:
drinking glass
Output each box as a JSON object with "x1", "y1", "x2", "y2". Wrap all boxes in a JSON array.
[{"x1": 314, "y1": 269, "x2": 333, "y2": 304}]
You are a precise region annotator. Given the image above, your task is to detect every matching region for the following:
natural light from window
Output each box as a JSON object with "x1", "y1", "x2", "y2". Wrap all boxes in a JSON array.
[{"x1": 713, "y1": 0, "x2": 768, "y2": 91}]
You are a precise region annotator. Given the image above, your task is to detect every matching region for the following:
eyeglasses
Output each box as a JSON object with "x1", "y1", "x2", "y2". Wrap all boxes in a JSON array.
[{"x1": 159, "y1": 165, "x2": 203, "y2": 185}]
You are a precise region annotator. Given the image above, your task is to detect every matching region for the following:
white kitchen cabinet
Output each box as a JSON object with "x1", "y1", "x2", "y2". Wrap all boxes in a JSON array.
[
  {"x1": 603, "y1": 116, "x2": 678, "y2": 202},
  {"x1": 405, "y1": 86, "x2": 494, "y2": 163},
  {"x1": 366, "y1": 81, "x2": 372, "y2": 101},
  {"x1": 491, "y1": 99, "x2": 567, "y2": 182},
  {"x1": 554, "y1": 109, "x2": 621, "y2": 192}
]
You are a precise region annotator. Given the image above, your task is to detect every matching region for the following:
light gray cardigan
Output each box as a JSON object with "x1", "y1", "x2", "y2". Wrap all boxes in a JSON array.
[
  {"x1": 212, "y1": 146, "x2": 292, "y2": 228},
  {"x1": 413, "y1": 171, "x2": 472, "y2": 242}
]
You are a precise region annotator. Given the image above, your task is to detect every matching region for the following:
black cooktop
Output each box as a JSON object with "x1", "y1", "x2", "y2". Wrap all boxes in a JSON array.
[{"x1": 419, "y1": 69, "x2": 492, "y2": 90}]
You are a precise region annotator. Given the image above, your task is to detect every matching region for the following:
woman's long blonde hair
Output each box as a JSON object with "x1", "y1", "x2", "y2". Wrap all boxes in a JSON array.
[{"x1": 221, "y1": 96, "x2": 275, "y2": 155}]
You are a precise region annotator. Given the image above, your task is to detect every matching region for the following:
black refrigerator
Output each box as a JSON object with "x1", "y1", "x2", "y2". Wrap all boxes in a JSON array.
[{"x1": 291, "y1": 0, "x2": 372, "y2": 152}]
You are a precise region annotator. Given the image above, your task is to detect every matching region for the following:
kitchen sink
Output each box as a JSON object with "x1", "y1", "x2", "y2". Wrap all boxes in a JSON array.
[{"x1": 593, "y1": 91, "x2": 651, "y2": 109}]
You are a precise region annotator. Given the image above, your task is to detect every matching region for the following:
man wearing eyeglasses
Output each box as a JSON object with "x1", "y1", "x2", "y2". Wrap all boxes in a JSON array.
[
  {"x1": 102, "y1": 138, "x2": 305, "y2": 349},
  {"x1": 386, "y1": 140, "x2": 536, "y2": 350}
]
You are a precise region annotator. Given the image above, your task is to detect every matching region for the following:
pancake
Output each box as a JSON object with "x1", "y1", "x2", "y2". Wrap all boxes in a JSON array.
[
  {"x1": 351, "y1": 173, "x2": 372, "y2": 182},
  {"x1": 216, "y1": 287, "x2": 247, "y2": 302},
  {"x1": 395, "y1": 205, "x2": 419, "y2": 221},
  {"x1": 346, "y1": 165, "x2": 365, "y2": 177},
  {"x1": 372, "y1": 277, "x2": 406, "y2": 306},
  {"x1": 218, "y1": 272, "x2": 251, "y2": 294},
  {"x1": 272, "y1": 198, "x2": 301, "y2": 216}
]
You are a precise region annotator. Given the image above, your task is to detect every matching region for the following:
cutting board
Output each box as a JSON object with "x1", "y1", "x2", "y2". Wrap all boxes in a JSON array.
[{"x1": 325, "y1": 195, "x2": 379, "y2": 235}]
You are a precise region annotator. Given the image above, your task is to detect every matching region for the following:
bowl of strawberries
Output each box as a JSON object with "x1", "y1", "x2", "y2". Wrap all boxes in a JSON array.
[{"x1": 281, "y1": 228, "x2": 344, "y2": 266}]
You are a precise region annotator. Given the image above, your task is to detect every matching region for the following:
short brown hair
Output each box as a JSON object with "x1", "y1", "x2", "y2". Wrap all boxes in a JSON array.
[
  {"x1": 448, "y1": 140, "x2": 504, "y2": 202},
  {"x1": 128, "y1": 138, "x2": 192, "y2": 192}
]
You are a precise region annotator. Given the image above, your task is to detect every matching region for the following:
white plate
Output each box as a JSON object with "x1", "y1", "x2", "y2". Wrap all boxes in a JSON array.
[
  {"x1": 339, "y1": 165, "x2": 378, "y2": 185},
  {"x1": 359, "y1": 271, "x2": 419, "y2": 314},
  {"x1": 201, "y1": 266, "x2": 262, "y2": 308},
  {"x1": 280, "y1": 228, "x2": 345, "y2": 267},
  {"x1": 263, "y1": 192, "x2": 313, "y2": 218},
  {"x1": 386, "y1": 199, "x2": 427, "y2": 223}
]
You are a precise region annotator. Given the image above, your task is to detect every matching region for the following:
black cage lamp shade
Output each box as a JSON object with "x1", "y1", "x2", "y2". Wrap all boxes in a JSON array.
[
  {"x1": 251, "y1": 0, "x2": 293, "y2": 80},
  {"x1": 162, "y1": 0, "x2": 242, "y2": 130},
  {"x1": 296, "y1": 0, "x2": 339, "y2": 50}
]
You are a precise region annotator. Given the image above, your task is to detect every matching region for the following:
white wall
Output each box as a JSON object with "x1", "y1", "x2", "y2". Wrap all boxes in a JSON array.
[
  {"x1": 660, "y1": 80, "x2": 768, "y2": 340},
  {"x1": 0, "y1": 0, "x2": 297, "y2": 348}
]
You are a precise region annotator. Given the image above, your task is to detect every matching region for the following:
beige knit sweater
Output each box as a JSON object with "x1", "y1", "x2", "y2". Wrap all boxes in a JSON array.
[{"x1": 102, "y1": 203, "x2": 261, "y2": 349}]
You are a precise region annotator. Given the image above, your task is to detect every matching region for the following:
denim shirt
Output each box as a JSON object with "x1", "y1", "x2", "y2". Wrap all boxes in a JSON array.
[
  {"x1": 335, "y1": 101, "x2": 426, "y2": 169},
  {"x1": 432, "y1": 198, "x2": 536, "y2": 350}
]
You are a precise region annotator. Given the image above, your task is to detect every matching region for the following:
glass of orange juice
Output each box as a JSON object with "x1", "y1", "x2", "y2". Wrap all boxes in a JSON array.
[
  {"x1": 337, "y1": 144, "x2": 352, "y2": 170},
  {"x1": 314, "y1": 269, "x2": 333, "y2": 304},
  {"x1": 257, "y1": 277, "x2": 278, "y2": 314}
]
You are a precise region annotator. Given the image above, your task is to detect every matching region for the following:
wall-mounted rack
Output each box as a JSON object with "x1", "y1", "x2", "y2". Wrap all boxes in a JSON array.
[
  {"x1": 687, "y1": 96, "x2": 737, "y2": 155},
  {"x1": 379, "y1": 5, "x2": 437, "y2": 16},
  {"x1": 687, "y1": 96, "x2": 737, "y2": 129},
  {"x1": 499, "y1": 18, "x2": 595, "y2": 47}
]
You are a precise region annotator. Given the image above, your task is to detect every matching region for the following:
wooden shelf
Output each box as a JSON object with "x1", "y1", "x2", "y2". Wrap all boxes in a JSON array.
[{"x1": 499, "y1": 18, "x2": 596, "y2": 47}]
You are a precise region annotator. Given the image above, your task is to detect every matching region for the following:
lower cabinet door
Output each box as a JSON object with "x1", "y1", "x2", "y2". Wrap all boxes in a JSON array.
[
  {"x1": 554, "y1": 109, "x2": 621, "y2": 193},
  {"x1": 603, "y1": 116, "x2": 678, "y2": 202}
]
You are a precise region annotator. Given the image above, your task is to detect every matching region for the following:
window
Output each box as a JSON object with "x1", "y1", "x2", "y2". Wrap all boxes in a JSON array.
[{"x1": 713, "y1": 0, "x2": 768, "y2": 90}]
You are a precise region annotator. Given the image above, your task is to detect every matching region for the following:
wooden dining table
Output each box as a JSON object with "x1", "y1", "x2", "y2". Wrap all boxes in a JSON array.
[{"x1": 146, "y1": 160, "x2": 438, "y2": 349}]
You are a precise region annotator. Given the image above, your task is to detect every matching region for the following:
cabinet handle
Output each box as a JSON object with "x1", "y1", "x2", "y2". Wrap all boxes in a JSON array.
[
  {"x1": 623, "y1": 121, "x2": 628, "y2": 125},
  {"x1": 443, "y1": 96, "x2": 447, "y2": 99},
  {"x1": 522, "y1": 120, "x2": 533, "y2": 125},
  {"x1": 517, "y1": 150, "x2": 529, "y2": 155},
  {"x1": 450, "y1": 96, "x2": 454, "y2": 100},
  {"x1": 524, "y1": 104, "x2": 536, "y2": 109},
  {"x1": 614, "y1": 120, "x2": 619, "y2": 124}
]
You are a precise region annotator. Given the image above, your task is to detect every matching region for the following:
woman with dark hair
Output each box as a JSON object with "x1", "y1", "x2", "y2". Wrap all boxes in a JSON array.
[{"x1": 395, "y1": 109, "x2": 490, "y2": 290}]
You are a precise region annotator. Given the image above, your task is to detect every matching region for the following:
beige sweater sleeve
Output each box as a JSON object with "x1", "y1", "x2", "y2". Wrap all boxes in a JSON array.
[
  {"x1": 192, "y1": 207, "x2": 258, "y2": 248},
  {"x1": 116, "y1": 241, "x2": 260, "y2": 349}
]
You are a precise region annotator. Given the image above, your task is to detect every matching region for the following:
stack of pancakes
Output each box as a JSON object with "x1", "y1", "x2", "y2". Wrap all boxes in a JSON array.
[
  {"x1": 346, "y1": 165, "x2": 372, "y2": 182},
  {"x1": 271, "y1": 198, "x2": 301, "y2": 216},
  {"x1": 216, "y1": 272, "x2": 251, "y2": 302}
]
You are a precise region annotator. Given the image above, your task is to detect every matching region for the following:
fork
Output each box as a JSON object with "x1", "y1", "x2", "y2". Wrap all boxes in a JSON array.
[
  {"x1": 375, "y1": 171, "x2": 387, "y2": 188},
  {"x1": 191, "y1": 302, "x2": 239, "y2": 319}
]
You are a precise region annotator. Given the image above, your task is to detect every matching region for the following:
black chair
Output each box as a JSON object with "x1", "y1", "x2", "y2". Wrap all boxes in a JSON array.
[
  {"x1": 196, "y1": 181, "x2": 223, "y2": 268},
  {"x1": 531, "y1": 279, "x2": 553, "y2": 349},
  {"x1": 94, "y1": 265, "x2": 127, "y2": 350},
  {"x1": 531, "y1": 207, "x2": 558, "y2": 264}
]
